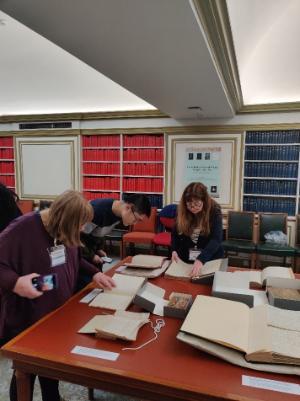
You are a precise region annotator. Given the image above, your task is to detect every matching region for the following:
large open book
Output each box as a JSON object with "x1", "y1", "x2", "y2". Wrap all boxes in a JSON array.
[
  {"x1": 124, "y1": 254, "x2": 167, "y2": 269},
  {"x1": 241, "y1": 266, "x2": 294, "y2": 288},
  {"x1": 118, "y1": 259, "x2": 170, "y2": 279},
  {"x1": 165, "y1": 258, "x2": 228, "y2": 283},
  {"x1": 78, "y1": 310, "x2": 150, "y2": 341},
  {"x1": 89, "y1": 274, "x2": 146, "y2": 310},
  {"x1": 180, "y1": 295, "x2": 300, "y2": 365}
]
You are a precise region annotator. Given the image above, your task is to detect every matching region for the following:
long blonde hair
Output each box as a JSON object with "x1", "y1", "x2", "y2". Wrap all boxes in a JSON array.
[
  {"x1": 177, "y1": 182, "x2": 217, "y2": 236},
  {"x1": 46, "y1": 190, "x2": 93, "y2": 247}
]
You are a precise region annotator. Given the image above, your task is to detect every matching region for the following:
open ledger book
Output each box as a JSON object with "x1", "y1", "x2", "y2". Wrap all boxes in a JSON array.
[
  {"x1": 244, "y1": 266, "x2": 294, "y2": 287},
  {"x1": 78, "y1": 310, "x2": 150, "y2": 341},
  {"x1": 89, "y1": 274, "x2": 146, "y2": 310},
  {"x1": 124, "y1": 254, "x2": 168, "y2": 269},
  {"x1": 180, "y1": 295, "x2": 300, "y2": 365},
  {"x1": 165, "y1": 258, "x2": 228, "y2": 282}
]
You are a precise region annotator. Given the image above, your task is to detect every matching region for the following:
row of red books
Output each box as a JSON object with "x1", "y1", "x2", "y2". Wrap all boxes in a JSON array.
[
  {"x1": 123, "y1": 163, "x2": 163, "y2": 176},
  {"x1": 83, "y1": 177, "x2": 120, "y2": 190},
  {"x1": 123, "y1": 134, "x2": 164, "y2": 147},
  {"x1": 82, "y1": 149, "x2": 120, "y2": 161},
  {"x1": 82, "y1": 135, "x2": 120, "y2": 147},
  {"x1": 83, "y1": 163, "x2": 120, "y2": 175},
  {"x1": 0, "y1": 175, "x2": 15, "y2": 186},
  {"x1": 84, "y1": 191, "x2": 120, "y2": 201},
  {"x1": 0, "y1": 137, "x2": 13, "y2": 147},
  {"x1": 123, "y1": 178, "x2": 163, "y2": 192},
  {"x1": 123, "y1": 148, "x2": 163, "y2": 161},
  {"x1": 0, "y1": 162, "x2": 15, "y2": 174},
  {"x1": 0, "y1": 149, "x2": 14, "y2": 159}
]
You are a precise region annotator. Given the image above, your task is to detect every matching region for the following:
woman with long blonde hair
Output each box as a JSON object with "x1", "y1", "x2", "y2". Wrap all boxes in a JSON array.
[{"x1": 171, "y1": 182, "x2": 224, "y2": 277}]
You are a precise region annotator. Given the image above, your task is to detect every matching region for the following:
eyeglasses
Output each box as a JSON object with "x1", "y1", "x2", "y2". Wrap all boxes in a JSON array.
[{"x1": 186, "y1": 200, "x2": 203, "y2": 209}]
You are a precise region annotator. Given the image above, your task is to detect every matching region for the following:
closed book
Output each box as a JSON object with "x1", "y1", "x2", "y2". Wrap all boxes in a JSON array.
[{"x1": 268, "y1": 287, "x2": 300, "y2": 311}]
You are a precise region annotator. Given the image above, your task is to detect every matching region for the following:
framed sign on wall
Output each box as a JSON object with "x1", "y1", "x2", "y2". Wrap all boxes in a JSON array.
[
  {"x1": 166, "y1": 132, "x2": 243, "y2": 210},
  {"x1": 15, "y1": 136, "x2": 80, "y2": 199}
]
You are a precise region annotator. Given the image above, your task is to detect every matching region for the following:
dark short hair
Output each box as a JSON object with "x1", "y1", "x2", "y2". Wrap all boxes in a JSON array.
[{"x1": 124, "y1": 194, "x2": 151, "y2": 218}]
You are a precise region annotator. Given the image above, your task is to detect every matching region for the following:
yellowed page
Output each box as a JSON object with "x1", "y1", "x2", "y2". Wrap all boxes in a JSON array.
[
  {"x1": 200, "y1": 259, "x2": 222, "y2": 275},
  {"x1": 270, "y1": 326, "x2": 300, "y2": 360},
  {"x1": 247, "y1": 305, "x2": 270, "y2": 354},
  {"x1": 78, "y1": 315, "x2": 107, "y2": 333},
  {"x1": 261, "y1": 266, "x2": 294, "y2": 283},
  {"x1": 89, "y1": 292, "x2": 133, "y2": 310},
  {"x1": 180, "y1": 295, "x2": 250, "y2": 352},
  {"x1": 267, "y1": 305, "x2": 300, "y2": 332},
  {"x1": 165, "y1": 259, "x2": 192, "y2": 279},
  {"x1": 125, "y1": 254, "x2": 166, "y2": 269}
]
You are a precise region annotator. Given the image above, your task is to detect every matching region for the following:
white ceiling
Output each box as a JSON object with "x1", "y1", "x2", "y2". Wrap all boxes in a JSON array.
[
  {"x1": 0, "y1": 0, "x2": 234, "y2": 120},
  {"x1": 227, "y1": 0, "x2": 300, "y2": 105}
]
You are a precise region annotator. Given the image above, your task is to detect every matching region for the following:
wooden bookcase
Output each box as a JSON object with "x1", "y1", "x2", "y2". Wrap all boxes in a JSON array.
[
  {"x1": 81, "y1": 133, "x2": 164, "y2": 207},
  {"x1": 243, "y1": 130, "x2": 300, "y2": 216},
  {"x1": 0, "y1": 136, "x2": 15, "y2": 192}
]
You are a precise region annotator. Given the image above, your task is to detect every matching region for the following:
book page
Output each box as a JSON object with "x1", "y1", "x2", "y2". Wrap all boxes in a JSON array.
[
  {"x1": 248, "y1": 271, "x2": 263, "y2": 286},
  {"x1": 213, "y1": 271, "x2": 252, "y2": 290},
  {"x1": 89, "y1": 292, "x2": 133, "y2": 310},
  {"x1": 261, "y1": 266, "x2": 294, "y2": 283},
  {"x1": 267, "y1": 305, "x2": 300, "y2": 332},
  {"x1": 125, "y1": 254, "x2": 166, "y2": 268},
  {"x1": 248, "y1": 305, "x2": 270, "y2": 355},
  {"x1": 104, "y1": 274, "x2": 146, "y2": 296},
  {"x1": 180, "y1": 295, "x2": 250, "y2": 352},
  {"x1": 165, "y1": 259, "x2": 192, "y2": 279},
  {"x1": 200, "y1": 258, "x2": 226, "y2": 276},
  {"x1": 270, "y1": 326, "x2": 300, "y2": 360}
]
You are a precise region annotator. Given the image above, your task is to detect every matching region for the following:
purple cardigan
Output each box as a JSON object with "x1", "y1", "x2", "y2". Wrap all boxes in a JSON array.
[{"x1": 0, "y1": 212, "x2": 98, "y2": 339}]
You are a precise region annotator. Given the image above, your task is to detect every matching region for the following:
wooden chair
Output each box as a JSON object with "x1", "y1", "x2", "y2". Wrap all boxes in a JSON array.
[
  {"x1": 256, "y1": 212, "x2": 295, "y2": 268},
  {"x1": 222, "y1": 211, "x2": 256, "y2": 268},
  {"x1": 121, "y1": 207, "x2": 157, "y2": 258},
  {"x1": 17, "y1": 199, "x2": 34, "y2": 214},
  {"x1": 153, "y1": 204, "x2": 177, "y2": 256}
]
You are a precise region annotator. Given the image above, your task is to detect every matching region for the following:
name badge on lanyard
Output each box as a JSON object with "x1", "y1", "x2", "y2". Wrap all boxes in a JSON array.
[
  {"x1": 48, "y1": 242, "x2": 66, "y2": 268},
  {"x1": 189, "y1": 247, "x2": 201, "y2": 261}
]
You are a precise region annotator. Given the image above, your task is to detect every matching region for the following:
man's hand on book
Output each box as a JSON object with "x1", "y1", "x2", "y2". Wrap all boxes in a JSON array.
[
  {"x1": 92, "y1": 272, "x2": 116, "y2": 290},
  {"x1": 171, "y1": 251, "x2": 179, "y2": 263},
  {"x1": 190, "y1": 259, "x2": 203, "y2": 278}
]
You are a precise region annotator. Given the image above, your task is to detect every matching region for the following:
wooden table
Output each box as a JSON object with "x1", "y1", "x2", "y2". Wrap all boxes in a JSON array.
[{"x1": 1, "y1": 260, "x2": 300, "y2": 401}]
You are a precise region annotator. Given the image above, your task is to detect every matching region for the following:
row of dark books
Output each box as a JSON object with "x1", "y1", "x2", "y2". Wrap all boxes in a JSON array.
[
  {"x1": 0, "y1": 149, "x2": 14, "y2": 159},
  {"x1": 123, "y1": 178, "x2": 163, "y2": 192},
  {"x1": 0, "y1": 137, "x2": 13, "y2": 146},
  {"x1": 245, "y1": 145, "x2": 299, "y2": 160},
  {"x1": 0, "y1": 175, "x2": 15, "y2": 186},
  {"x1": 244, "y1": 162, "x2": 298, "y2": 178},
  {"x1": 123, "y1": 134, "x2": 164, "y2": 147},
  {"x1": 83, "y1": 177, "x2": 120, "y2": 190},
  {"x1": 244, "y1": 179, "x2": 297, "y2": 195},
  {"x1": 82, "y1": 135, "x2": 120, "y2": 147},
  {"x1": 123, "y1": 148, "x2": 164, "y2": 161},
  {"x1": 0, "y1": 161, "x2": 14, "y2": 174},
  {"x1": 246, "y1": 131, "x2": 300, "y2": 144},
  {"x1": 82, "y1": 149, "x2": 120, "y2": 161},
  {"x1": 243, "y1": 197, "x2": 296, "y2": 216},
  {"x1": 122, "y1": 193, "x2": 163, "y2": 208},
  {"x1": 83, "y1": 163, "x2": 120, "y2": 175},
  {"x1": 83, "y1": 191, "x2": 120, "y2": 201},
  {"x1": 123, "y1": 163, "x2": 164, "y2": 176}
]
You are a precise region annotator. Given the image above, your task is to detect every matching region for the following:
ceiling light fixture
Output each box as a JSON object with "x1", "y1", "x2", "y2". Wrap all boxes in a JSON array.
[{"x1": 187, "y1": 106, "x2": 202, "y2": 110}]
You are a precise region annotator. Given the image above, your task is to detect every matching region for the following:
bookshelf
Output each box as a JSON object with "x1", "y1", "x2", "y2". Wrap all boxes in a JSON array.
[
  {"x1": 243, "y1": 130, "x2": 300, "y2": 216},
  {"x1": 82, "y1": 133, "x2": 164, "y2": 207},
  {"x1": 0, "y1": 136, "x2": 15, "y2": 192}
]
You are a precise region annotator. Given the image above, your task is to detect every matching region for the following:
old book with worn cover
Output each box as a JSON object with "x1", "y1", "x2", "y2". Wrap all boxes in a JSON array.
[
  {"x1": 78, "y1": 310, "x2": 150, "y2": 341},
  {"x1": 268, "y1": 287, "x2": 300, "y2": 311},
  {"x1": 164, "y1": 258, "x2": 228, "y2": 283},
  {"x1": 124, "y1": 254, "x2": 168, "y2": 269},
  {"x1": 246, "y1": 266, "x2": 295, "y2": 288},
  {"x1": 180, "y1": 295, "x2": 300, "y2": 365},
  {"x1": 89, "y1": 274, "x2": 146, "y2": 310}
]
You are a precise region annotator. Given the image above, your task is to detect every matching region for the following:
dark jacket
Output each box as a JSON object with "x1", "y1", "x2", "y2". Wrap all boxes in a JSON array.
[{"x1": 171, "y1": 205, "x2": 224, "y2": 264}]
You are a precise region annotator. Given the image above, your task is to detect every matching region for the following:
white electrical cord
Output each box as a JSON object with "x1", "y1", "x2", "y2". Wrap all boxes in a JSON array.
[{"x1": 122, "y1": 318, "x2": 165, "y2": 351}]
